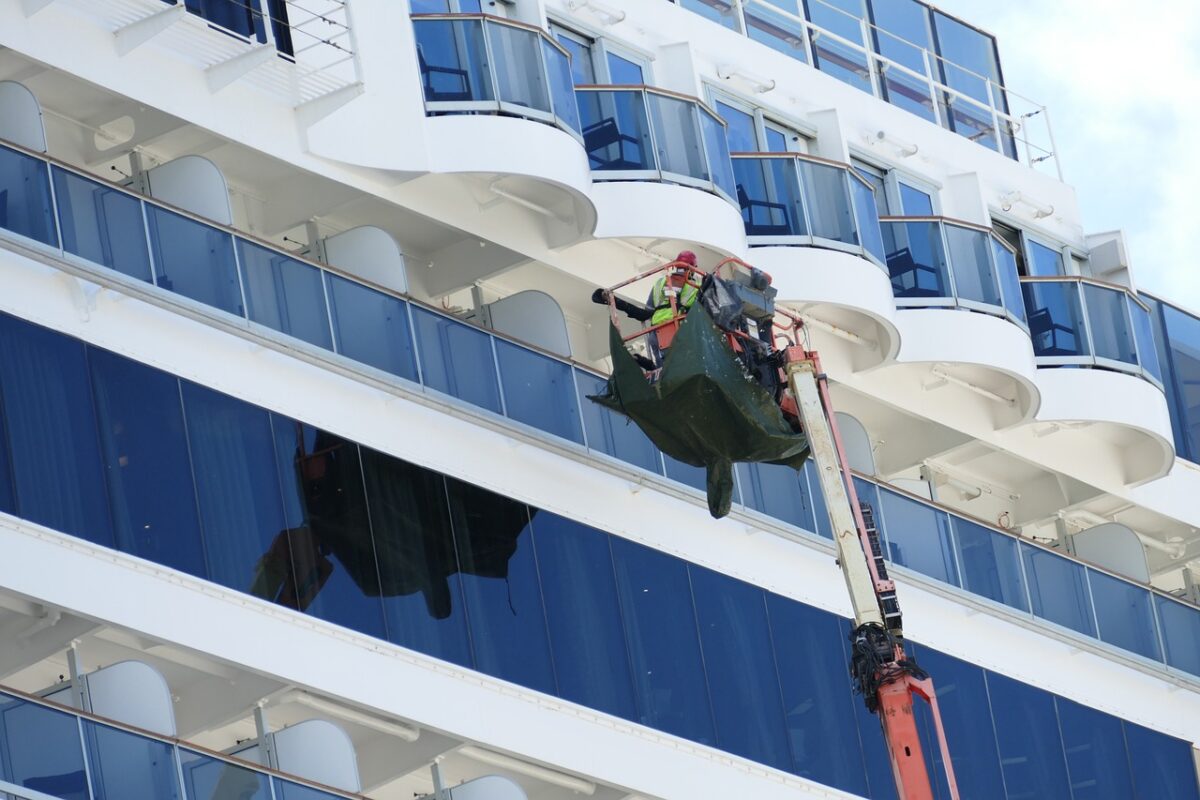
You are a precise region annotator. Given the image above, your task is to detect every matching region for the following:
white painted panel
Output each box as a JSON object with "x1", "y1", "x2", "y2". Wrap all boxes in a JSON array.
[
  {"x1": 322, "y1": 226, "x2": 408, "y2": 294},
  {"x1": 272, "y1": 719, "x2": 361, "y2": 792},
  {"x1": 449, "y1": 775, "x2": 528, "y2": 800},
  {"x1": 85, "y1": 660, "x2": 177, "y2": 736},
  {"x1": 0, "y1": 82, "x2": 46, "y2": 153},
  {"x1": 835, "y1": 412, "x2": 875, "y2": 475},
  {"x1": 486, "y1": 290, "x2": 571, "y2": 357},
  {"x1": 145, "y1": 156, "x2": 232, "y2": 225},
  {"x1": 1074, "y1": 523, "x2": 1151, "y2": 584}
]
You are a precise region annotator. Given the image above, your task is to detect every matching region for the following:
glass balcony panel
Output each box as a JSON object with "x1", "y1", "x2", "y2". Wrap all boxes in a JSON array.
[
  {"x1": 145, "y1": 206, "x2": 243, "y2": 316},
  {"x1": 495, "y1": 340, "x2": 584, "y2": 444},
  {"x1": 83, "y1": 719, "x2": 181, "y2": 800},
  {"x1": 879, "y1": 64, "x2": 937, "y2": 123},
  {"x1": 411, "y1": 308, "x2": 503, "y2": 414},
  {"x1": 325, "y1": 274, "x2": 419, "y2": 382},
  {"x1": 1083, "y1": 283, "x2": 1137, "y2": 367},
  {"x1": 678, "y1": 0, "x2": 740, "y2": 31},
  {"x1": 414, "y1": 18, "x2": 494, "y2": 104},
  {"x1": 1129, "y1": 298, "x2": 1162, "y2": 381},
  {"x1": 1087, "y1": 568, "x2": 1162, "y2": 661},
  {"x1": 532, "y1": 512, "x2": 638, "y2": 719},
  {"x1": 690, "y1": 565, "x2": 791, "y2": 770},
  {"x1": 179, "y1": 748, "x2": 272, "y2": 800},
  {"x1": 52, "y1": 167, "x2": 151, "y2": 282},
  {"x1": 992, "y1": 238, "x2": 1026, "y2": 325},
  {"x1": 578, "y1": 90, "x2": 656, "y2": 173},
  {"x1": 951, "y1": 517, "x2": 1028, "y2": 612},
  {"x1": 944, "y1": 223, "x2": 1001, "y2": 308},
  {"x1": 939, "y1": 89, "x2": 999, "y2": 153},
  {"x1": 744, "y1": 1, "x2": 807, "y2": 62},
  {"x1": 361, "y1": 450, "x2": 472, "y2": 668},
  {"x1": 737, "y1": 462, "x2": 815, "y2": 530},
  {"x1": 699, "y1": 107, "x2": 736, "y2": 198},
  {"x1": 663, "y1": 454, "x2": 707, "y2": 492},
  {"x1": 882, "y1": 220, "x2": 950, "y2": 299},
  {"x1": 1156, "y1": 595, "x2": 1200, "y2": 677},
  {"x1": 1021, "y1": 544, "x2": 1097, "y2": 637},
  {"x1": 848, "y1": 174, "x2": 884, "y2": 263},
  {"x1": 0, "y1": 144, "x2": 56, "y2": 247},
  {"x1": 733, "y1": 157, "x2": 806, "y2": 238},
  {"x1": 798, "y1": 160, "x2": 856, "y2": 247},
  {"x1": 575, "y1": 369, "x2": 662, "y2": 473},
  {"x1": 542, "y1": 40, "x2": 581, "y2": 135},
  {"x1": 0, "y1": 692, "x2": 88, "y2": 800},
  {"x1": 876, "y1": 488, "x2": 959, "y2": 586},
  {"x1": 1022, "y1": 280, "x2": 1091, "y2": 358},
  {"x1": 487, "y1": 22, "x2": 551, "y2": 114},
  {"x1": 811, "y1": 35, "x2": 873, "y2": 94},
  {"x1": 238, "y1": 239, "x2": 333, "y2": 350},
  {"x1": 647, "y1": 93, "x2": 708, "y2": 183}
]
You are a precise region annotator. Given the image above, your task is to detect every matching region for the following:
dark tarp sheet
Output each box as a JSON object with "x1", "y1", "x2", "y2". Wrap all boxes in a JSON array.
[{"x1": 590, "y1": 303, "x2": 809, "y2": 518}]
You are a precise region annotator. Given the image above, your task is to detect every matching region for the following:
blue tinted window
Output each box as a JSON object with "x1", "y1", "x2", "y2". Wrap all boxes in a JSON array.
[
  {"x1": 532, "y1": 513, "x2": 637, "y2": 719},
  {"x1": 1160, "y1": 303, "x2": 1200, "y2": 462},
  {"x1": 716, "y1": 101, "x2": 756, "y2": 153},
  {"x1": 553, "y1": 31, "x2": 595, "y2": 86},
  {"x1": 0, "y1": 390, "x2": 12, "y2": 514},
  {"x1": 495, "y1": 341, "x2": 583, "y2": 444},
  {"x1": 543, "y1": 40, "x2": 581, "y2": 134},
  {"x1": 238, "y1": 240, "x2": 332, "y2": 350},
  {"x1": 843, "y1": 635, "x2": 898, "y2": 800},
  {"x1": 579, "y1": 88, "x2": 655, "y2": 172},
  {"x1": 944, "y1": 224, "x2": 998, "y2": 307},
  {"x1": 0, "y1": 693, "x2": 88, "y2": 799},
  {"x1": 799, "y1": 160, "x2": 857, "y2": 246},
  {"x1": 806, "y1": 0, "x2": 871, "y2": 93},
  {"x1": 877, "y1": 488, "x2": 959, "y2": 586},
  {"x1": 1054, "y1": 696, "x2": 1135, "y2": 800},
  {"x1": 985, "y1": 671, "x2": 1071, "y2": 799},
  {"x1": 883, "y1": 219, "x2": 951, "y2": 299},
  {"x1": 606, "y1": 52, "x2": 643, "y2": 84},
  {"x1": 181, "y1": 382, "x2": 296, "y2": 605},
  {"x1": 448, "y1": 478, "x2": 557, "y2": 695},
  {"x1": 0, "y1": 314, "x2": 113, "y2": 547},
  {"x1": 610, "y1": 536, "x2": 716, "y2": 745},
  {"x1": 678, "y1": 0, "x2": 739, "y2": 31},
  {"x1": 952, "y1": 517, "x2": 1027, "y2": 611},
  {"x1": 690, "y1": 566, "x2": 790, "y2": 769},
  {"x1": 52, "y1": 168, "x2": 152, "y2": 282},
  {"x1": 90, "y1": 349, "x2": 207, "y2": 578},
  {"x1": 992, "y1": 238, "x2": 1026, "y2": 325},
  {"x1": 909, "y1": 646, "x2": 1004, "y2": 800},
  {"x1": 1157, "y1": 595, "x2": 1200, "y2": 677},
  {"x1": 271, "y1": 419, "x2": 387, "y2": 638},
  {"x1": 898, "y1": 183, "x2": 934, "y2": 215},
  {"x1": 745, "y1": 3, "x2": 807, "y2": 62},
  {"x1": 1088, "y1": 568, "x2": 1161, "y2": 661},
  {"x1": 734, "y1": 156, "x2": 807, "y2": 238},
  {"x1": 1026, "y1": 239, "x2": 1065, "y2": 277},
  {"x1": 1084, "y1": 284, "x2": 1137, "y2": 366},
  {"x1": 850, "y1": 174, "x2": 885, "y2": 263},
  {"x1": 1124, "y1": 721, "x2": 1200, "y2": 800},
  {"x1": 663, "y1": 454, "x2": 707, "y2": 493},
  {"x1": 0, "y1": 145, "x2": 56, "y2": 246},
  {"x1": 1022, "y1": 544, "x2": 1096, "y2": 637},
  {"x1": 413, "y1": 18, "x2": 494, "y2": 104},
  {"x1": 145, "y1": 206, "x2": 243, "y2": 316},
  {"x1": 1023, "y1": 280, "x2": 1090, "y2": 358},
  {"x1": 179, "y1": 749, "x2": 271, "y2": 800},
  {"x1": 412, "y1": 308, "x2": 503, "y2": 413},
  {"x1": 576, "y1": 370, "x2": 662, "y2": 472},
  {"x1": 362, "y1": 454, "x2": 471, "y2": 668},
  {"x1": 325, "y1": 275, "x2": 418, "y2": 382},
  {"x1": 766, "y1": 595, "x2": 868, "y2": 794},
  {"x1": 84, "y1": 720, "x2": 181, "y2": 800}
]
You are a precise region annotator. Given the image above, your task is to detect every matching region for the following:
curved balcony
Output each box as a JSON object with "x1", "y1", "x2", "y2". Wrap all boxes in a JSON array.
[{"x1": 883, "y1": 217, "x2": 1027, "y2": 329}]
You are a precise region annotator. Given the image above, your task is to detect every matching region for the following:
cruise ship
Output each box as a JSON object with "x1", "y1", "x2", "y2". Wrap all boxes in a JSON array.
[{"x1": 0, "y1": 0, "x2": 1197, "y2": 797}]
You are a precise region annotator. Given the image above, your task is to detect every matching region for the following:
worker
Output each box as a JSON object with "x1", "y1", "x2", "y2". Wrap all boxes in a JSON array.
[{"x1": 649, "y1": 251, "x2": 700, "y2": 326}]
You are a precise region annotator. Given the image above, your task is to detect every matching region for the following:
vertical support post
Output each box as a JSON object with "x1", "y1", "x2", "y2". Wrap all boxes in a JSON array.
[
  {"x1": 66, "y1": 641, "x2": 87, "y2": 711},
  {"x1": 431, "y1": 759, "x2": 448, "y2": 800},
  {"x1": 254, "y1": 702, "x2": 276, "y2": 770}
]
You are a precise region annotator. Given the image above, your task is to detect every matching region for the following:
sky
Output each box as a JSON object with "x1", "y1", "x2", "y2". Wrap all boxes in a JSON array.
[{"x1": 929, "y1": 0, "x2": 1200, "y2": 310}]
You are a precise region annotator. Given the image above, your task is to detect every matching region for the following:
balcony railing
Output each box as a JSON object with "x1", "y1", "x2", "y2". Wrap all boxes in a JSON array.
[
  {"x1": 731, "y1": 153, "x2": 885, "y2": 266},
  {"x1": 1020, "y1": 277, "x2": 1163, "y2": 388},
  {"x1": 0, "y1": 687, "x2": 360, "y2": 800},
  {"x1": 412, "y1": 14, "x2": 582, "y2": 142},
  {"x1": 1, "y1": 139, "x2": 1197, "y2": 684},
  {"x1": 882, "y1": 216, "x2": 1026, "y2": 328},
  {"x1": 577, "y1": 85, "x2": 736, "y2": 203}
]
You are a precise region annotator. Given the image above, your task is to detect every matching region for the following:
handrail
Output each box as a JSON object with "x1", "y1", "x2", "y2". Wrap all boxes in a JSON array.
[
  {"x1": 1019, "y1": 274, "x2": 1151, "y2": 312},
  {"x1": 0, "y1": 684, "x2": 371, "y2": 800},
  {"x1": 410, "y1": 12, "x2": 573, "y2": 57},
  {"x1": 575, "y1": 83, "x2": 725, "y2": 118},
  {"x1": 879, "y1": 214, "x2": 994, "y2": 233}
]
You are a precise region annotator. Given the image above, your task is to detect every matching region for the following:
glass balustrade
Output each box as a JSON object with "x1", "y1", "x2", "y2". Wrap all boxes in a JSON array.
[
  {"x1": 412, "y1": 15, "x2": 582, "y2": 142},
  {"x1": 882, "y1": 217, "x2": 1025, "y2": 327},
  {"x1": 577, "y1": 86, "x2": 736, "y2": 203},
  {"x1": 1, "y1": 140, "x2": 1199, "y2": 684},
  {"x1": 730, "y1": 154, "x2": 885, "y2": 265},
  {"x1": 1021, "y1": 277, "x2": 1163, "y2": 387}
]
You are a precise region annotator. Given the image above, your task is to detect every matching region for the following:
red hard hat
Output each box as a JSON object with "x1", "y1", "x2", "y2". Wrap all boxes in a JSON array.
[{"x1": 676, "y1": 250, "x2": 698, "y2": 266}]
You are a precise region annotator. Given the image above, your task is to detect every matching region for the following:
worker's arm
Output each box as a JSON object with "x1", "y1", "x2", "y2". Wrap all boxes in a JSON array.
[{"x1": 591, "y1": 288, "x2": 654, "y2": 322}]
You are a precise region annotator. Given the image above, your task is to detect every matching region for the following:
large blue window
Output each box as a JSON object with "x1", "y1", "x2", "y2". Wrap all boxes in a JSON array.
[
  {"x1": 145, "y1": 206, "x2": 242, "y2": 316},
  {"x1": 985, "y1": 671, "x2": 1072, "y2": 799},
  {"x1": 738, "y1": 462, "x2": 815, "y2": 530},
  {"x1": 52, "y1": 168, "x2": 152, "y2": 283},
  {"x1": 0, "y1": 144, "x2": 56, "y2": 247},
  {"x1": 1022, "y1": 544, "x2": 1096, "y2": 637},
  {"x1": 238, "y1": 240, "x2": 333, "y2": 350},
  {"x1": 610, "y1": 536, "x2": 716, "y2": 746},
  {"x1": 1124, "y1": 721, "x2": 1200, "y2": 800},
  {"x1": 411, "y1": 308, "x2": 503, "y2": 414},
  {"x1": 90, "y1": 349, "x2": 207, "y2": 579},
  {"x1": 1157, "y1": 302, "x2": 1200, "y2": 462},
  {"x1": 325, "y1": 275, "x2": 419, "y2": 383},
  {"x1": 1054, "y1": 696, "x2": 1136, "y2": 800}
]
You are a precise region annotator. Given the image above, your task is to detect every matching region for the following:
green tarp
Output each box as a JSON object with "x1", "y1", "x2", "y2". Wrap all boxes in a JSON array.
[{"x1": 590, "y1": 303, "x2": 809, "y2": 518}]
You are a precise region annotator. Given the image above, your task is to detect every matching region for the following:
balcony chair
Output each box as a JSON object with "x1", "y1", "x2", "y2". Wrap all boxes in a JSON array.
[
  {"x1": 418, "y1": 48, "x2": 473, "y2": 103},
  {"x1": 737, "y1": 184, "x2": 793, "y2": 236},
  {"x1": 886, "y1": 246, "x2": 945, "y2": 298},
  {"x1": 1027, "y1": 307, "x2": 1081, "y2": 356},
  {"x1": 583, "y1": 117, "x2": 646, "y2": 171}
]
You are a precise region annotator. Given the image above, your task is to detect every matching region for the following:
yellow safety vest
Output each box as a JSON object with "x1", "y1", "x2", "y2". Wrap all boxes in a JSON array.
[{"x1": 650, "y1": 277, "x2": 699, "y2": 326}]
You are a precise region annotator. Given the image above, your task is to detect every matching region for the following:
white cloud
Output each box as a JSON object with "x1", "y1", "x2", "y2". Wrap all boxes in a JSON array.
[{"x1": 932, "y1": 0, "x2": 1200, "y2": 308}]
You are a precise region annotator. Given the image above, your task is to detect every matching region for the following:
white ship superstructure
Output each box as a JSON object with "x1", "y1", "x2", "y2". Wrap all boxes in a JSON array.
[{"x1": 0, "y1": 0, "x2": 1197, "y2": 798}]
